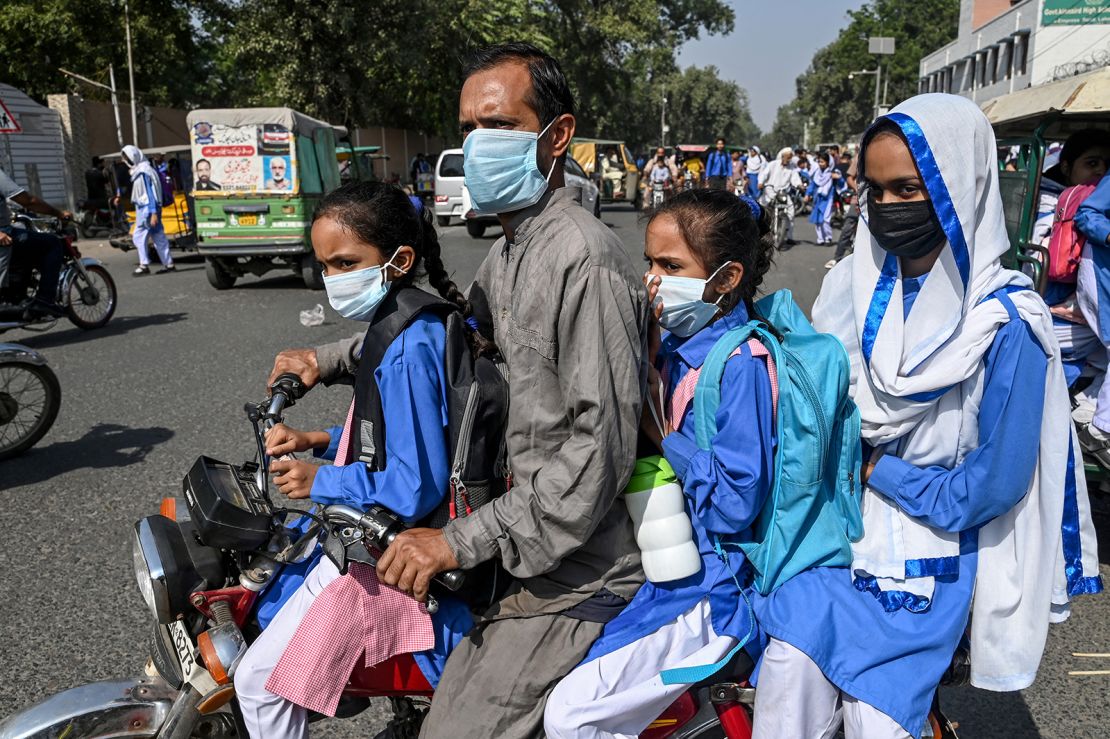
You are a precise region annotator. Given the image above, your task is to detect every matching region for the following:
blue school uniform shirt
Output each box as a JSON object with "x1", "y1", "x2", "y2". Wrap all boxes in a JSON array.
[
  {"x1": 1075, "y1": 173, "x2": 1110, "y2": 342},
  {"x1": 583, "y1": 302, "x2": 775, "y2": 662},
  {"x1": 752, "y1": 275, "x2": 1048, "y2": 738},
  {"x1": 255, "y1": 312, "x2": 473, "y2": 687},
  {"x1": 705, "y1": 150, "x2": 731, "y2": 178}
]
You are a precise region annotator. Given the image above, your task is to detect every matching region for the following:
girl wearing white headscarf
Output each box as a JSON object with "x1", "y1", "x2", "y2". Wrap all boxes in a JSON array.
[
  {"x1": 122, "y1": 144, "x2": 174, "y2": 275},
  {"x1": 751, "y1": 94, "x2": 1101, "y2": 738}
]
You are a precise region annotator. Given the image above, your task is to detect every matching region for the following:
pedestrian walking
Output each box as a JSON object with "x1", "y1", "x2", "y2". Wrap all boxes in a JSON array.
[
  {"x1": 121, "y1": 145, "x2": 175, "y2": 276},
  {"x1": 705, "y1": 137, "x2": 731, "y2": 191}
]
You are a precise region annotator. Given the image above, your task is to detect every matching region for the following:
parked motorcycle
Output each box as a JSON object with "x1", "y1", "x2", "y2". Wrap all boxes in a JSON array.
[
  {"x1": 0, "y1": 343, "x2": 60, "y2": 460},
  {"x1": 76, "y1": 199, "x2": 120, "y2": 239},
  {"x1": 0, "y1": 374, "x2": 965, "y2": 738},
  {"x1": 0, "y1": 212, "x2": 117, "y2": 334}
]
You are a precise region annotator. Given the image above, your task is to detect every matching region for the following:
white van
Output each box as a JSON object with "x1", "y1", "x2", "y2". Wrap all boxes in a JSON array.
[{"x1": 434, "y1": 148, "x2": 465, "y2": 226}]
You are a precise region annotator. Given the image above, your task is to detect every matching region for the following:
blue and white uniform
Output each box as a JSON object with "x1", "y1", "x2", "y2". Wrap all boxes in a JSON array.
[
  {"x1": 122, "y1": 145, "x2": 173, "y2": 269},
  {"x1": 237, "y1": 313, "x2": 473, "y2": 739},
  {"x1": 1073, "y1": 174, "x2": 1110, "y2": 432},
  {"x1": 807, "y1": 162, "x2": 844, "y2": 245},
  {"x1": 545, "y1": 302, "x2": 774, "y2": 739},
  {"x1": 751, "y1": 94, "x2": 1102, "y2": 739}
]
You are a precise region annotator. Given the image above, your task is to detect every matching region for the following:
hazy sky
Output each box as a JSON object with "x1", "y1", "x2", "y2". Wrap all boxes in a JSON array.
[{"x1": 678, "y1": 0, "x2": 868, "y2": 131}]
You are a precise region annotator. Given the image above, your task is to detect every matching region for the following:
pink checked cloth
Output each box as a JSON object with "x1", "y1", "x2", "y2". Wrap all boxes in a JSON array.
[
  {"x1": 265, "y1": 399, "x2": 435, "y2": 716},
  {"x1": 669, "y1": 339, "x2": 779, "y2": 429}
]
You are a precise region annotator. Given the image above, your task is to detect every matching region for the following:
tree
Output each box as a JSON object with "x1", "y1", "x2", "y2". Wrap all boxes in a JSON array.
[
  {"x1": 657, "y1": 65, "x2": 760, "y2": 146},
  {"x1": 0, "y1": 0, "x2": 213, "y2": 108},
  {"x1": 787, "y1": 0, "x2": 959, "y2": 145},
  {"x1": 763, "y1": 100, "x2": 807, "y2": 153}
]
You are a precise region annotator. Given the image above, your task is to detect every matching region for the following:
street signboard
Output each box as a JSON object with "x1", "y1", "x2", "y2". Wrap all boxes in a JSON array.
[
  {"x1": 0, "y1": 98, "x2": 21, "y2": 133},
  {"x1": 1042, "y1": 0, "x2": 1110, "y2": 25},
  {"x1": 869, "y1": 37, "x2": 896, "y2": 55}
]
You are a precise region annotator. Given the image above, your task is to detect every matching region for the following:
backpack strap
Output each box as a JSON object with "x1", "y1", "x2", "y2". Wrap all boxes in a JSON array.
[
  {"x1": 670, "y1": 340, "x2": 778, "y2": 428},
  {"x1": 693, "y1": 321, "x2": 783, "y2": 450}
]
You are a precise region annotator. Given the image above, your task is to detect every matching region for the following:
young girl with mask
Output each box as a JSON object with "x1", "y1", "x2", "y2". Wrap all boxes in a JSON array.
[
  {"x1": 750, "y1": 94, "x2": 1101, "y2": 739},
  {"x1": 806, "y1": 151, "x2": 845, "y2": 246},
  {"x1": 233, "y1": 182, "x2": 483, "y2": 739},
  {"x1": 544, "y1": 189, "x2": 776, "y2": 739}
]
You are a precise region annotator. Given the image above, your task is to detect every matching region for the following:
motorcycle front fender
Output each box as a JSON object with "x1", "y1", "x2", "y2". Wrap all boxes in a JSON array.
[
  {"x1": 0, "y1": 343, "x2": 48, "y2": 367},
  {"x1": 0, "y1": 675, "x2": 177, "y2": 739},
  {"x1": 57, "y1": 257, "x2": 105, "y2": 305}
]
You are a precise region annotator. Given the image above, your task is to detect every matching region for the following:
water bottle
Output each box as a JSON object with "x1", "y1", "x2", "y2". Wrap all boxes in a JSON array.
[{"x1": 623, "y1": 456, "x2": 702, "y2": 582}]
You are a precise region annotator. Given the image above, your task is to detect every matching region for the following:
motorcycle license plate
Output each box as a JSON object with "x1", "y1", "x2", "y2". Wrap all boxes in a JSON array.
[
  {"x1": 237, "y1": 215, "x2": 258, "y2": 226},
  {"x1": 168, "y1": 620, "x2": 198, "y2": 676}
]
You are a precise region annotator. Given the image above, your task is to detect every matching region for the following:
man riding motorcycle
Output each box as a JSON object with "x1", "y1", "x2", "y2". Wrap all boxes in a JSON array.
[
  {"x1": 0, "y1": 166, "x2": 70, "y2": 318},
  {"x1": 758, "y1": 147, "x2": 804, "y2": 246}
]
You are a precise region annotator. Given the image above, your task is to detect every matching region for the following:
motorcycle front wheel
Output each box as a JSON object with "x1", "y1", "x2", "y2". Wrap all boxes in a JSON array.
[
  {"x1": 67, "y1": 264, "x2": 118, "y2": 330},
  {"x1": 0, "y1": 361, "x2": 61, "y2": 460}
]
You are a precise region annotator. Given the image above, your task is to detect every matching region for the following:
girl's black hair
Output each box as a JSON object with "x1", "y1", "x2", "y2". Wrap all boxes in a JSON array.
[
  {"x1": 312, "y1": 181, "x2": 497, "y2": 357},
  {"x1": 1061, "y1": 128, "x2": 1110, "y2": 167},
  {"x1": 648, "y1": 189, "x2": 774, "y2": 313}
]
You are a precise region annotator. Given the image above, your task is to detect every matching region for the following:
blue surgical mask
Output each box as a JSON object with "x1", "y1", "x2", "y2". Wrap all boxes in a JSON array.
[
  {"x1": 323, "y1": 250, "x2": 405, "y2": 322},
  {"x1": 462, "y1": 119, "x2": 558, "y2": 214},
  {"x1": 651, "y1": 262, "x2": 732, "y2": 337}
]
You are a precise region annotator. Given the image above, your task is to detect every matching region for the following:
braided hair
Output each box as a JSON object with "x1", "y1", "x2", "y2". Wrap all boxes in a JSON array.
[{"x1": 312, "y1": 181, "x2": 498, "y2": 357}]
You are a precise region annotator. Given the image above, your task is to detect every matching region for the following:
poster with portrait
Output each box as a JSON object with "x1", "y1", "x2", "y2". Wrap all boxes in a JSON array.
[{"x1": 190, "y1": 121, "x2": 298, "y2": 194}]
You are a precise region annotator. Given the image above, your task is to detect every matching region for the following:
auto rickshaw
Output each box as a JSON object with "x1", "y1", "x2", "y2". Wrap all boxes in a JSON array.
[
  {"x1": 103, "y1": 144, "x2": 197, "y2": 253},
  {"x1": 336, "y1": 145, "x2": 389, "y2": 184},
  {"x1": 675, "y1": 144, "x2": 711, "y2": 191},
  {"x1": 569, "y1": 138, "x2": 641, "y2": 209},
  {"x1": 187, "y1": 107, "x2": 358, "y2": 290},
  {"x1": 983, "y1": 66, "x2": 1110, "y2": 483}
]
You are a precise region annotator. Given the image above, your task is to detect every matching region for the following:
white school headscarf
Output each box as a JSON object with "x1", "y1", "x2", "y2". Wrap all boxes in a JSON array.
[
  {"x1": 813, "y1": 93, "x2": 1101, "y2": 692},
  {"x1": 122, "y1": 144, "x2": 161, "y2": 208}
]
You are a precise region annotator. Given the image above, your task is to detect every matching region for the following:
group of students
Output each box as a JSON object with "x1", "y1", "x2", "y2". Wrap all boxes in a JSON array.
[
  {"x1": 234, "y1": 42, "x2": 1101, "y2": 739},
  {"x1": 755, "y1": 145, "x2": 850, "y2": 247}
]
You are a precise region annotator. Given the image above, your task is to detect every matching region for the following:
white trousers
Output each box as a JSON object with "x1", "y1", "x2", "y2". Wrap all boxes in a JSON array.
[
  {"x1": 752, "y1": 638, "x2": 910, "y2": 739},
  {"x1": 234, "y1": 557, "x2": 340, "y2": 739},
  {"x1": 544, "y1": 599, "x2": 737, "y2": 739},
  {"x1": 133, "y1": 215, "x2": 173, "y2": 267}
]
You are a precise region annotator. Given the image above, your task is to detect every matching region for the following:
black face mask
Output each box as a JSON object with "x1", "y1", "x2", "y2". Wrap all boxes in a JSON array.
[{"x1": 867, "y1": 198, "x2": 947, "y2": 259}]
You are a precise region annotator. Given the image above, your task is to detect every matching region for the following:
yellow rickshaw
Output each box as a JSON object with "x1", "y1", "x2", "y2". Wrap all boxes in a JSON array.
[
  {"x1": 675, "y1": 144, "x2": 711, "y2": 191},
  {"x1": 104, "y1": 145, "x2": 197, "y2": 252},
  {"x1": 569, "y1": 138, "x2": 641, "y2": 209}
]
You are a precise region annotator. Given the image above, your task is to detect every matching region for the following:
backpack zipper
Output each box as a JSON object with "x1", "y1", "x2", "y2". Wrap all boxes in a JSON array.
[
  {"x1": 449, "y1": 381, "x2": 481, "y2": 517},
  {"x1": 782, "y1": 346, "x2": 830, "y2": 471}
]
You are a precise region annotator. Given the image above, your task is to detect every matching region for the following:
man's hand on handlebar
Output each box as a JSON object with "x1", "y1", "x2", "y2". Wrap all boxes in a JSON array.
[
  {"x1": 377, "y1": 529, "x2": 461, "y2": 603},
  {"x1": 269, "y1": 349, "x2": 320, "y2": 393},
  {"x1": 270, "y1": 458, "x2": 319, "y2": 499},
  {"x1": 0, "y1": 232, "x2": 10, "y2": 247},
  {"x1": 265, "y1": 423, "x2": 330, "y2": 457}
]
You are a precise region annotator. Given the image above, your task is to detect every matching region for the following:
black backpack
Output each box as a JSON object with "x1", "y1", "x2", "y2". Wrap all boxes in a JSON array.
[{"x1": 352, "y1": 286, "x2": 510, "y2": 531}]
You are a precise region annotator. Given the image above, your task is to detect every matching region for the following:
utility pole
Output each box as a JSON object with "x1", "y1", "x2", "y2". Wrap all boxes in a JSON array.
[
  {"x1": 660, "y1": 87, "x2": 667, "y2": 148},
  {"x1": 125, "y1": 0, "x2": 138, "y2": 146},
  {"x1": 868, "y1": 36, "x2": 896, "y2": 117},
  {"x1": 108, "y1": 64, "x2": 124, "y2": 149}
]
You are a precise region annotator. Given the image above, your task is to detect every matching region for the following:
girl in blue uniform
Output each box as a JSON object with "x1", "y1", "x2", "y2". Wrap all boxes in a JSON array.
[
  {"x1": 752, "y1": 95, "x2": 1102, "y2": 738},
  {"x1": 234, "y1": 182, "x2": 481, "y2": 739},
  {"x1": 544, "y1": 189, "x2": 775, "y2": 739},
  {"x1": 806, "y1": 151, "x2": 845, "y2": 245}
]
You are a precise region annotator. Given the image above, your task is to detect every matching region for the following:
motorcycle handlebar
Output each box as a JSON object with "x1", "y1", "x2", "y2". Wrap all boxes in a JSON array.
[
  {"x1": 325, "y1": 504, "x2": 466, "y2": 592},
  {"x1": 263, "y1": 373, "x2": 307, "y2": 428}
]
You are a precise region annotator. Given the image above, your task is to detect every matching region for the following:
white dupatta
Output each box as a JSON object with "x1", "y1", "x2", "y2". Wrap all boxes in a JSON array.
[{"x1": 812, "y1": 94, "x2": 1101, "y2": 691}]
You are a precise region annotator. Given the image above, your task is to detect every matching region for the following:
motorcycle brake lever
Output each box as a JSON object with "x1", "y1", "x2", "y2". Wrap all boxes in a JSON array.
[{"x1": 322, "y1": 530, "x2": 349, "y2": 575}]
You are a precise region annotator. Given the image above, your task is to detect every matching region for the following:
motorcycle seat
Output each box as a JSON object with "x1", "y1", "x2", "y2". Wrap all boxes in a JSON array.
[{"x1": 690, "y1": 646, "x2": 755, "y2": 689}]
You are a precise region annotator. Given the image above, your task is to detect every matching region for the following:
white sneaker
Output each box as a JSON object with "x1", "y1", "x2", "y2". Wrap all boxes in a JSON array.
[
  {"x1": 824, "y1": 258, "x2": 837, "y2": 269},
  {"x1": 1078, "y1": 422, "x2": 1110, "y2": 468}
]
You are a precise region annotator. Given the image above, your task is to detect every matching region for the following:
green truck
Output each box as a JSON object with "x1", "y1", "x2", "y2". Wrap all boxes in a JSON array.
[{"x1": 187, "y1": 107, "x2": 361, "y2": 289}]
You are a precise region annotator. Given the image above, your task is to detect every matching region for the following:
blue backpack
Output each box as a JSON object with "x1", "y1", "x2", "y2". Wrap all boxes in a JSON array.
[{"x1": 694, "y1": 289, "x2": 864, "y2": 595}]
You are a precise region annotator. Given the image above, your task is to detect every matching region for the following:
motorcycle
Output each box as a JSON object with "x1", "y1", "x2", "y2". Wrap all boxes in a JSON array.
[
  {"x1": 76, "y1": 199, "x2": 120, "y2": 239},
  {"x1": 0, "y1": 374, "x2": 966, "y2": 739},
  {"x1": 651, "y1": 180, "x2": 669, "y2": 210},
  {"x1": 0, "y1": 212, "x2": 118, "y2": 333},
  {"x1": 764, "y1": 186, "x2": 794, "y2": 251},
  {"x1": 0, "y1": 342, "x2": 60, "y2": 460}
]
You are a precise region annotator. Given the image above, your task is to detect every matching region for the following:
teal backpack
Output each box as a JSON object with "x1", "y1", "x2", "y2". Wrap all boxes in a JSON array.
[{"x1": 694, "y1": 289, "x2": 864, "y2": 595}]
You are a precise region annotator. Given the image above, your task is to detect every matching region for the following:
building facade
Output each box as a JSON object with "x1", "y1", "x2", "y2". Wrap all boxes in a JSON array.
[
  {"x1": 0, "y1": 84, "x2": 70, "y2": 209},
  {"x1": 919, "y1": 0, "x2": 1110, "y2": 102}
]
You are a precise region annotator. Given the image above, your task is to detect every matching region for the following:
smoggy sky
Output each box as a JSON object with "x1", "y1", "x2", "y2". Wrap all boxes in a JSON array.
[{"x1": 678, "y1": 0, "x2": 868, "y2": 131}]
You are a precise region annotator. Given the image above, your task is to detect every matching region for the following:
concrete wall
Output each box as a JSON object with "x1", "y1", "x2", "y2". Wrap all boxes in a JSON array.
[
  {"x1": 80, "y1": 99, "x2": 190, "y2": 156},
  {"x1": 0, "y1": 84, "x2": 70, "y2": 209},
  {"x1": 920, "y1": 0, "x2": 1110, "y2": 102},
  {"x1": 352, "y1": 126, "x2": 455, "y2": 183}
]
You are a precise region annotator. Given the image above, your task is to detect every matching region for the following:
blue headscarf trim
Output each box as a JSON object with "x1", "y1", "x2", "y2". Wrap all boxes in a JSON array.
[
  {"x1": 1062, "y1": 436, "x2": 1105, "y2": 597},
  {"x1": 853, "y1": 575, "x2": 933, "y2": 613},
  {"x1": 861, "y1": 252, "x2": 899, "y2": 365},
  {"x1": 859, "y1": 111, "x2": 973, "y2": 365}
]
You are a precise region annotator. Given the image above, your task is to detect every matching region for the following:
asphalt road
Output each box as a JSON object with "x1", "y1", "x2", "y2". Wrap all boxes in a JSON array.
[{"x1": 1, "y1": 205, "x2": 1107, "y2": 738}]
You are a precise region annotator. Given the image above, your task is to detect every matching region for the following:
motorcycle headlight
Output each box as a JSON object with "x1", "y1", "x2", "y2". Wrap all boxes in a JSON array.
[{"x1": 132, "y1": 516, "x2": 203, "y2": 624}]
